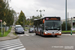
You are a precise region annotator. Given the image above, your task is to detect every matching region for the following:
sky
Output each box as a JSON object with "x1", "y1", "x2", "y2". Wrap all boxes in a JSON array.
[{"x1": 9, "y1": 0, "x2": 75, "y2": 19}]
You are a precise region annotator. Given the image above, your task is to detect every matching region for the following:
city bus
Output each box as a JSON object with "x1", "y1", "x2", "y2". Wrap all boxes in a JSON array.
[{"x1": 34, "y1": 17, "x2": 62, "y2": 37}]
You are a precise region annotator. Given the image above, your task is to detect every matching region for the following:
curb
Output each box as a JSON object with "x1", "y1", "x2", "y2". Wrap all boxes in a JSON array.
[
  {"x1": 0, "y1": 35, "x2": 19, "y2": 41},
  {"x1": 62, "y1": 34, "x2": 75, "y2": 36}
]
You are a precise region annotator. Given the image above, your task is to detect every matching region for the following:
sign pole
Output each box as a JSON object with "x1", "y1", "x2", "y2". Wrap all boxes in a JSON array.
[
  {"x1": 1, "y1": 21, "x2": 2, "y2": 36},
  {"x1": 1, "y1": 21, "x2": 2, "y2": 34},
  {"x1": 0, "y1": 20, "x2": 2, "y2": 36},
  {"x1": 3, "y1": 21, "x2": 7, "y2": 36}
]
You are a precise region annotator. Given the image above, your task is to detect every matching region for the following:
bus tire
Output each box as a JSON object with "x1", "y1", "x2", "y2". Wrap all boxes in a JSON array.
[
  {"x1": 41, "y1": 32, "x2": 45, "y2": 37},
  {"x1": 36, "y1": 33, "x2": 38, "y2": 35},
  {"x1": 40, "y1": 31, "x2": 42, "y2": 36},
  {"x1": 55, "y1": 35, "x2": 57, "y2": 37}
]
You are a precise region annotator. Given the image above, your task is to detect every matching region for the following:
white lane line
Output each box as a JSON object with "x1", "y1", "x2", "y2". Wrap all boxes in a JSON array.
[
  {"x1": 7, "y1": 48, "x2": 26, "y2": 50},
  {"x1": 17, "y1": 34, "x2": 26, "y2": 37},
  {"x1": 0, "y1": 41, "x2": 21, "y2": 46},
  {"x1": 0, "y1": 43, "x2": 23, "y2": 48},
  {"x1": 25, "y1": 34, "x2": 29, "y2": 36},
  {"x1": 30, "y1": 34, "x2": 35, "y2": 36},
  {"x1": 4, "y1": 46, "x2": 25, "y2": 50},
  {"x1": 19, "y1": 48, "x2": 26, "y2": 50},
  {"x1": 0, "y1": 44, "x2": 24, "y2": 49},
  {"x1": 0, "y1": 39, "x2": 26, "y2": 50}
]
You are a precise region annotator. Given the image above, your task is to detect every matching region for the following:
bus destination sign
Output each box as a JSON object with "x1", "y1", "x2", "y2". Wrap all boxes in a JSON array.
[{"x1": 45, "y1": 17, "x2": 60, "y2": 20}]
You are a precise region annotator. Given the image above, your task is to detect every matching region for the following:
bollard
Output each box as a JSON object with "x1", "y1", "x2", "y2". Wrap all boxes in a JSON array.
[{"x1": 71, "y1": 30, "x2": 72, "y2": 35}]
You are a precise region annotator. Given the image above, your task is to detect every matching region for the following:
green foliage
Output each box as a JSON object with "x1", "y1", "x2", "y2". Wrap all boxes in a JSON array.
[
  {"x1": 62, "y1": 22, "x2": 71, "y2": 31},
  {"x1": 62, "y1": 30, "x2": 75, "y2": 33},
  {"x1": 26, "y1": 21, "x2": 30, "y2": 25},
  {"x1": 0, "y1": 0, "x2": 6, "y2": 20},
  {"x1": 16, "y1": 11, "x2": 26, "y2": 26},
  {"x1": 0, "y1": 0, "x2": 16, "y2": 26},
  {"x1": 0, "y1": 27, "x2": 12, "y2": 37},
  {"x1": 28, "y1": 15, "x2": 41, "y2": 26}
]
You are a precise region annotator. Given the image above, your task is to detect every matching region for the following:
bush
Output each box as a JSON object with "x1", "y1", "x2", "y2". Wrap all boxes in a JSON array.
[{"x1": 62, "y1": 22, "x2": 71, "y2": 31}]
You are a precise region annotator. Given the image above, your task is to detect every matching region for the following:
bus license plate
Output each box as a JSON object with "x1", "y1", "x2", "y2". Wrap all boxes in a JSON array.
[{"x1": 52, "y1": 33, "x2": 55, "y2": 35}]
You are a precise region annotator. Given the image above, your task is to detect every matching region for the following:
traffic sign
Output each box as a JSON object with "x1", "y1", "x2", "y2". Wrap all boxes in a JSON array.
[
  {"x1": 3, "y1": 21, "x2": 6, "y2": 25},
  {"x1": 0, "y1": 20, "x2": 2, "y2": 22}
]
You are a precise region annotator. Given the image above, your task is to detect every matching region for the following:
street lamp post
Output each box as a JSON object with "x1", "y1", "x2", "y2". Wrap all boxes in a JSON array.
[
  {"x1": 23, "y1": 16, "x2": 25, "y2": 30},
  {"x1": 65, "y1": 0, "x2": 67, "y2": 31},
  {"x1": 71, "y1": 17, "x2": 72, "y2": 35},
  {"x1": 36, "y1": 10, "x2": 45, "y2": 17}
]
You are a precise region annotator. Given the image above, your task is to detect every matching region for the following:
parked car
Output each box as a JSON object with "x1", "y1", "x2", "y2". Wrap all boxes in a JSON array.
[
  {"x1": 29, "y1": 28, "x2": 34, "y2": 33},
  {"x1": 15, "y1": 25, "x2": 23, "y2": 30},
  {"x1": 15, "y1": 27, "x2": 24, "y2": 34}
]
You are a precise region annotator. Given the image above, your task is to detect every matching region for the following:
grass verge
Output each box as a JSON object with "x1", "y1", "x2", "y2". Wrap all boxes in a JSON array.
[
  {"x1": 62, "y1": 30, "x2": 75, "y2": 33},
  {"x1": 0, "y1": 27, "x2": 12, "y2": 37}
]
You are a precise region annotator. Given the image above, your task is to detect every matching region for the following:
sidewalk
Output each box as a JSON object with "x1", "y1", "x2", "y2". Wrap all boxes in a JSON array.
[
  {"x1": 0, "y1": 26, "x2": 18, "y2": 41},
  {"x1": 62, "y1": 34, "x2": 75, "y2": 36}
]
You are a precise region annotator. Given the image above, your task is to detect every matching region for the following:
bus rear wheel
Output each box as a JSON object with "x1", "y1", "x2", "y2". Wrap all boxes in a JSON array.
[
  {"x1": 36, "y1": 32, "x2": 38, "y2": 35},
  {"x1": 55, "y1": 35, "x2": 57, "y2": 37}
]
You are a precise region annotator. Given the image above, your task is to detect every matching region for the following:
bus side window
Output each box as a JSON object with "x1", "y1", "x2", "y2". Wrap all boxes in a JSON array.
[{"x1": 40, "y1": 24, "x2": 44, "y2": 30}]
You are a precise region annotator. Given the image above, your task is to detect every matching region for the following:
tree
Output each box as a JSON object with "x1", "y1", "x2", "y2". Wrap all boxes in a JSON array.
[
  {"x1": 27, "y1": 15, "x2": 41, "y2": 26},
  {"x1": 0, "y1": 0, "x2": 6, "y2": 20},
  {"x1": 0, "y1": 0, "x2": 16, "y2": 26},
  {"x1": 16, "y1": 10, "x2": 26, "y2": 27},
  {"x1": 62, "y1": 22, "x2": 71, "y2": 31}
]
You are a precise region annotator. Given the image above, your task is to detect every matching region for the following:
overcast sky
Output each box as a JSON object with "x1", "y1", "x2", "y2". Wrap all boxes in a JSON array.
[{"x1": 9, "y1": 0, "x2": 75, "y2": 19}]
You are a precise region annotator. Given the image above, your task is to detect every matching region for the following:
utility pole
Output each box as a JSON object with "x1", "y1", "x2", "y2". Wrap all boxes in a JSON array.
[
  {"x1": 65, "y1": 0, "x2": 67, "y2": 31},
  {"x1": 71, "y1": 17, "x2": 72, "y2": 35},
  {"x1": 67, "y1": 12, "x2": 69, "y2": 23},
  {"x1": 23, "y1": 16, "x2": 25, "y2": 30}
]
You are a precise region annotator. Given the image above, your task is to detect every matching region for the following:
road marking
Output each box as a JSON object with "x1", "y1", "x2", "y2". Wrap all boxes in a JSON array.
[
  {"x1": 25, "y1": 34, "x2": 30, "y2": 36},
  {"x1": 0, "y1": 39, "x2": 26, "y2": 50},
  {"x1": 19, "y1": 48, "x2": 26, "y2": 50},
  {"x1": 30, "y1": 34, "x2": 35, "y2": 36},
  {"x1": 17, "y1": 34, "x2": 25, "y2": 36},
  {"x1": 17, "y1": 34, "x2": 35, "y2": 37}
]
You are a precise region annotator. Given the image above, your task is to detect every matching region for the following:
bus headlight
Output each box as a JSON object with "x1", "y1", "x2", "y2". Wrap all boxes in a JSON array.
[
  {"x1": 59, "y1": 32, "x2": 61, "y2": 34},
  {"x1": 45, "y1": 32, "x2": 48, "y2": 34}
]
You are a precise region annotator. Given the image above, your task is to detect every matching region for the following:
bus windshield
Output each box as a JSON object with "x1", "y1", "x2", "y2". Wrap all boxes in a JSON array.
[{"x1": 44, "y1": 20, "x2": 61, "y2": 30}]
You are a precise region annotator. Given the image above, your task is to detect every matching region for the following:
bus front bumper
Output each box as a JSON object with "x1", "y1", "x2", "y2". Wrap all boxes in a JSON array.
[{"x1": 44, "y1": 33, "x2": 61, "y2": 36}]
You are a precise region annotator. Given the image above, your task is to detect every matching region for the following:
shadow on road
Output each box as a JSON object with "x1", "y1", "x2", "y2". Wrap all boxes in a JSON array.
[{"x1": 38, "y1": 35, "x2": 61, "y2": 38}]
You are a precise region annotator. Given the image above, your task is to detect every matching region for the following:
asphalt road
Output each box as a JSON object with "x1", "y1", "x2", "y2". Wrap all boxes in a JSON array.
[{"x1": 18, "y1": 31, "x2": 75, "y2": 50}]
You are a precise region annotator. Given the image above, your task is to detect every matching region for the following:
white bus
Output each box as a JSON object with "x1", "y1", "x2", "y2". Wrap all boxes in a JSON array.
[{"x1": 34, "y1": 17, "x2": 62, "y2": 37}]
